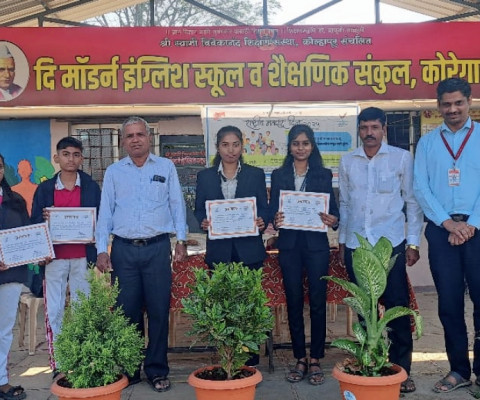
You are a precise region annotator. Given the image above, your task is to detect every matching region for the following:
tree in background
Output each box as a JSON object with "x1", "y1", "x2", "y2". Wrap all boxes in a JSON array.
[{"x1": 85, "y1": 0, "x2": 281, "y2": 26}]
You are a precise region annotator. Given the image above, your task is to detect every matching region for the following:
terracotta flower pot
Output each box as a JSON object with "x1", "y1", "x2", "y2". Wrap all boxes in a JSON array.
[
  {"x1": 50, "y1": 374, "x2": 128, "y2": 400},
  {"x1": 188, "y1": 365, "x2": 262, "y2": 400},
  {"x1": 332, "y1": 363, "x2": 407, "y2": 400}
]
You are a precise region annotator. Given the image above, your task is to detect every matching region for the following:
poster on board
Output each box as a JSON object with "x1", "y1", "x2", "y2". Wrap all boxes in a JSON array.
[{"x1": 202, "y1": 104, "x2": 359, "y2": 187}]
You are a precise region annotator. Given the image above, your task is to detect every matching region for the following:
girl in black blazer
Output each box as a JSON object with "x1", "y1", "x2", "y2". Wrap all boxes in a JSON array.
[
  {"x1": 270, "y1": 124, "x2": 339, "y2": 385},
  {"x1": 194, "y1": 125, "x2": 269, "y2": 270},
  {"x1": 194, "y1": 126, "x2": 269, "y2": 366},
  {"x1": 0, "y1": 154, "x2": 30, "y2": 400}
]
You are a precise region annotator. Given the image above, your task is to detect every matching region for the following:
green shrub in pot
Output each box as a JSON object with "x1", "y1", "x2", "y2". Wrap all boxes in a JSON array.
[
  {"x1": 182, "y1": 261, "x2": 274, "y2": 380},
  {"x1": 54, "y1": 268, "x2": 145, "y2": 388}
]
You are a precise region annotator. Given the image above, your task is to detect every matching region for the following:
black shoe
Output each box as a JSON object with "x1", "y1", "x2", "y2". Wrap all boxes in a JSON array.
[
  {"x1": 127, "y1": 371, "x2": 142, "y2": 386},
  {"x1": 245, "y1": 353, "x2": 260, "y2": 367},
  {"x1": 52, "y1": 369, "x2": 63, "y2": 381}
]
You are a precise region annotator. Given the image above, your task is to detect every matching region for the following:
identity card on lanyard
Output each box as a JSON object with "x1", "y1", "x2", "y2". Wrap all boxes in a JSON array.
[{"x1": 441, "y1": 123, "x2": 474, "y2": 187}]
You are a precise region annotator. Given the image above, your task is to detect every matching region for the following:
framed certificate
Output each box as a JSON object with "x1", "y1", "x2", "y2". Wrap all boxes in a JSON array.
[
  {"x1": 206, "y1": 197, "x2": 258, "y2": 240},
  {"x1": 279, "y1": 190, "x2": 330, "y2": 232},
  {"x1": 0, "y1": 223, "x2": 55, "y2": 268},
  {"x1": 46, "y1": 207, "x2": 96, "y2": 244}
]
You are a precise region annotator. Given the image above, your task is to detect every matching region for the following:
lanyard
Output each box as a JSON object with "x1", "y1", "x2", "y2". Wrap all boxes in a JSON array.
[
  {"x1": 299, "y1": 176, "x2": 307, "y2": 192},
  {"x1": 293, "y1": 164, "x2": 308, "y2": 191},
  {"x1": 440, "y1": 124, "x2": 474, "y2": 166}
]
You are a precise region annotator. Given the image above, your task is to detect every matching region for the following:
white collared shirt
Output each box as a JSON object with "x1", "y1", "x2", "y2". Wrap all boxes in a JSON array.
[
  {"x1": 338, "y1": 142, "x2": 423, "y2": 249},
  {"x1": 0, "y1": 88, "x2": 13, "y2": 101},
  {"x1": 55, "y1": 172, "x2": 81, "y2": 190},
  {"x1": 293, "y1": 164, "x2": 309, "y2": 191},
  {"x1": 95, "y1": 153, "x2": 187, "y2": 253},
  {"x1": 218, "y1": 161, "x2": 241, "y2": 199}
]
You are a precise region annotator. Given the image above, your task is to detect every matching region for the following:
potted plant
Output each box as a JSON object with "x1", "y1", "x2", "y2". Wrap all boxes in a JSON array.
[
  {"x1": 50, "y1": 268, "x2": 145, "y2": 400},
  {"x1": 181, "y1": 261, "x2": 274, "y2": 400},
  {"x1": 323, "y1": 234, "x2": 423, "y2": 400}
]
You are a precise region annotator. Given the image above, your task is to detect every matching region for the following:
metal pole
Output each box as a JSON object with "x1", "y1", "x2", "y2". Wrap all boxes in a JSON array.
[
  {"x1": 375, "y1": 0, "x2": 380, "y2": 23},
  {"x1": 150, "y1": 0, "x2": 155, "y2": 26},
  {"x1": 263, "y1": 0, "x2": 268, "y2": 26}
]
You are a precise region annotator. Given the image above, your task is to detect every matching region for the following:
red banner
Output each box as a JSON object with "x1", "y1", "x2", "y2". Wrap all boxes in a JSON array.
[{"x1": 0, "y1": 22, "x2": 479, "y2": 106}]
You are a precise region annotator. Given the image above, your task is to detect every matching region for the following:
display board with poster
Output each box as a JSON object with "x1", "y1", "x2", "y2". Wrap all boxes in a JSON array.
[
  {"x1": 202, "y1": 105, "x2": 359, "y2": 187},
  {"x1": 160, "y1": 136, "x2": 206, "y2": 233},
  {"x1": 421, "y1": 109, "x2": 480, "y2": 135}
]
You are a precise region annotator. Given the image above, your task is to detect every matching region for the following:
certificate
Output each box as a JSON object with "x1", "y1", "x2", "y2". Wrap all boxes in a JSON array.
[
  {"x1": 46, "y1": 207, "x2": 96, "y2": 244},
  {"x1": 206, "y1": 197, "x2": 258, "y2": 240},
  {"x1": 0, "y1": 223, "x2": 55, "y2": 268},
  {"x1": 279, "y1": 190, "x2": 330, "y2": 232}
]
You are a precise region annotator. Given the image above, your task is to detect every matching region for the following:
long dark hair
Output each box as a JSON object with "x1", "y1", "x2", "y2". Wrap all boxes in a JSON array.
[
  {"x1": 212, "y1": 125, "x2": 244, "y2": 167},
  {"x1": 0, "y1": 153, "x2": 12, "y2": 196},
  {"x1": 0, "y1": 154, "x2": 26, "y2": 211},
  {"x1": 282, "y1": 124, "x2": 323, "y2": 168}
]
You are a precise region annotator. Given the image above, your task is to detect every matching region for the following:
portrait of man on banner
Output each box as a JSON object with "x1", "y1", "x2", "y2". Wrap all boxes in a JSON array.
[{"x1": 0, "y1": 42, "x2": 29, "y2": 102}]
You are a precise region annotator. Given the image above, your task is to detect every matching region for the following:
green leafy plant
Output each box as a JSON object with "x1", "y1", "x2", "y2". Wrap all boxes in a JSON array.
[
  {"x1": 323, "y1": 234, "x2": 423, "y2": 377},
  {"x1": 181, "y1": 262, "x2": 274, "y2": 380},
  {"x1": 54, "y1": 268, "x2": 145, "y2": 388}
]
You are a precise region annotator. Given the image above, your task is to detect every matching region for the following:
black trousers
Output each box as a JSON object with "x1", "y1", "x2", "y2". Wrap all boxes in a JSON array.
[
  {"x1": 111, "y1": 236, "x2": 172, "y2": 379},
  {"x1": 345, "y1": 241, "x2": 413, "y2": 374},
  {"x1": 425, "y1": 222, "x2": 480, "y2": 379},
  {"x1": 279, "y1": 232, "x2": 330, "y2": 360}
]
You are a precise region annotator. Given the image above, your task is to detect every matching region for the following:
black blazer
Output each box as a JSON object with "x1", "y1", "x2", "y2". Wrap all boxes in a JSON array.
[
  {"x1": 269, "y1": 163, "x2": 339, "y2": 251},
  {"x1": 0, "y1": 190, "x2": 29, "y2": 285},
  {"x1": 194, "y1": 163, "x2": 268, "y2": 267}
]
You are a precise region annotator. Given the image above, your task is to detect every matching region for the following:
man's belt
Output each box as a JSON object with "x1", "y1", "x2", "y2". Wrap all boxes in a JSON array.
[
  {"x1": 113, "y1": 233, "x2": 168, "y2": 246},
  {"x1": 450, "y1": 214, "x2": 470, "y2": 222}
]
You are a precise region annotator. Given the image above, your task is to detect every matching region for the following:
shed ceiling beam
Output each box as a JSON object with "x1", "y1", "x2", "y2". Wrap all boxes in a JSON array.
[
  {"x1": 1, "y1": 0, "x2": 96, "y2": 26},
  {"x1": 449, "y1": 0, "x2": 480, "y2": 11},
  {"x1": 183, "y1": 0, "x2": 247, "y2": 25},
  {"x1": 435, "y1": 10, "x2": 480, "y2": 21},
  {"x1": 41, "y1": 16, "x2": 97, "y2": 26},
  {"x1": 285, "y1": 0, "x2": 343, "y2": 25}
]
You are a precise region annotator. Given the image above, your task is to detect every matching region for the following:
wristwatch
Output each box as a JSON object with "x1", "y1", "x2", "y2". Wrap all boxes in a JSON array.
[
  {"x1": 176, "y1": 240, "x2": 187, "y2": 246},
  {"x1": 406, "y1": 244, "x2": 419, "y2": 251}
]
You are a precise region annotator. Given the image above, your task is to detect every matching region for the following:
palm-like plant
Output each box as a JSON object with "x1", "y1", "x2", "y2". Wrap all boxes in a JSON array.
[{"x1": 323, "y1": 234, "x2": 423, "y2": 377}]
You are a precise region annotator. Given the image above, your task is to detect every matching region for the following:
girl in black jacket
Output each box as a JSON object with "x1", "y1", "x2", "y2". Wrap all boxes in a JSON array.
[
  {"x1": 270, "y1": 125, "x2": 339, "y2": 386},
  {"x1": 0, "y1": 154, "x2": 29, "y2": 400}
]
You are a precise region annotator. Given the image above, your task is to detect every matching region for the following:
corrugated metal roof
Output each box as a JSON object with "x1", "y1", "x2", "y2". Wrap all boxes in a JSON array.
[
  {"x1": 383, "y1": 0, "x2": 480, "y2": 21},
  {"x1": 0, "y1": 0, "x2": 145, "y2": 27},
  {"x1": 1, "y1": 0, "x2": 479, "y2": 27}
]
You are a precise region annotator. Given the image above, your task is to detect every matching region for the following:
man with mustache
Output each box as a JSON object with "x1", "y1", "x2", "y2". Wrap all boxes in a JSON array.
[
  {"x1": 96, "y1": 116, "x2": 187, "y2": 392},
  {"x1": 338, "y1": 107, "x2": 423, "y2": 393},
  {"x1": 414, "y1": 78, "x2": 480, "y2": 393},
  {"x1": 0, "y1": 44, "x2": 22, "y2": 101}
]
